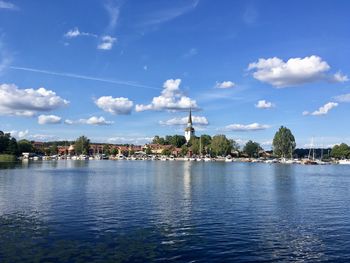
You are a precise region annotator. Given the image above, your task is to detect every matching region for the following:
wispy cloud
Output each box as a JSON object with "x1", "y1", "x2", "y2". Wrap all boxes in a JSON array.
[
  {"x1": 0, "y1": 0, "x2": 17, "y2": 10},
  {"x1": 0, "y1": 39, "x2": 12, "y2": 74},
  {"x1": 104, "y1": 0, "x2": 123, "y2": 30},
  {"x1": 10, "y1": 66, "x2": 159, "y2": 90},
  {"x1": 64, "y1": 27, "x2": 97, "y2": 38},
  {"x1": 137, "y1": 0, "x2": 199, "y2": 28}
]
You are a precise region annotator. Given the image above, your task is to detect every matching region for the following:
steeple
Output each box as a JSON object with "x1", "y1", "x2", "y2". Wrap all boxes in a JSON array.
[
  {"x1": 187, "y1": 108, "x2": 193, "y2": 126},
  {"x1": 185, "y1": 108, "x2": 195, "y2": 143}
]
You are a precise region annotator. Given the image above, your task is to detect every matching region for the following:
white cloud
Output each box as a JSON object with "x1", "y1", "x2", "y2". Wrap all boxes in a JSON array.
[
  {"x1": 38, "y1": 114, "x2": 62, "y2": 125},
  {"x1": 135, "y1": 79, "x2": 197, "y2": 112},
  {"x1": 0, "y1": 83, "x2": 69, "y2": 116},
  {"x1": 215, "y1": 81, "x2": 235, "y2": 89},
  {"x1": 332, "y1": 71, "x2": 349, "y2": 82},
  {"x1": 303, "y1": 102, "x2": 338, "y2": 116},
  {"x1": 95, "y1": 96, "x2": 133, "y2": 115},
  {"x1": 97, "y1": 35, "x2": 117, "y2": 50},
  {"x1": 255, "y1": 100, "x2": 274, "y2": 109},
  {"x1": 0, "y1": 1, "x2": 17, "y2": 10},
  {"x1": 159, "y1": 116, "x2": 209, "y2": 126},
  {"x1": 64, "y1": 27, "x2": 97, "y2": 38},
  {"x1": 248, "y1": 55, "x2": 347, "y2": 87},
  {"x1": 65, "y1": 116, "x2": 114, "y2": 126},
  {"x1": 6, "y1": 129, "x2": 29, "y2": 139},
  {"x1": 334, "y1": 93, "x2": 350, "y2": 103},
  {"x1": 224, "y1": 123, "x2": 270, "y2": 132}
]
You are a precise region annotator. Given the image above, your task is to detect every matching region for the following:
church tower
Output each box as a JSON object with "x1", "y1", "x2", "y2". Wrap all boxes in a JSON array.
[{"x1": 185, "y1": 108, "x2": 195, "y2": 143}]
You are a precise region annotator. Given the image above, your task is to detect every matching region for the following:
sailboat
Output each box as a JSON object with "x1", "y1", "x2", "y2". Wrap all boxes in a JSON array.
[{"x1": 302, "y1": 138, "x2": 318, "y2": 165}]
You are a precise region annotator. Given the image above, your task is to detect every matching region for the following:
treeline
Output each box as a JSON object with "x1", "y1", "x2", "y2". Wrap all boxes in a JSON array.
[
  {"x1": 0, "y1": 131, "x2": 35, "y2": 156},
  {"x1": 152, "y1": 134, "x2": 265, "y2": 157}
]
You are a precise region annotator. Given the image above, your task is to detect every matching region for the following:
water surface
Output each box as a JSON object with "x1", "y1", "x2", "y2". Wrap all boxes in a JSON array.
[{"x1": 1, "y1": 160, "x2": 350, "y2": 262}]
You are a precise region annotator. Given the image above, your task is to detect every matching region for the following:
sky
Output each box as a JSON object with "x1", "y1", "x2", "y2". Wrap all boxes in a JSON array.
[{"x1": 0, "y1": 0, "x2": 350, "y2": 148}]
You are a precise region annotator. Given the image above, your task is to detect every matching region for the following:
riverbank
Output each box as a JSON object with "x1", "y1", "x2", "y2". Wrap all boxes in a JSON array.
[{"x1": 0, "y1": 154, "x2": 17, "y2": 162}]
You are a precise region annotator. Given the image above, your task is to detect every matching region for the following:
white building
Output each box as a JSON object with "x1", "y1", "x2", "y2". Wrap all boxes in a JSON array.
[{"x1": 185, "y1": 108, "x2": 195, "y2": 143}]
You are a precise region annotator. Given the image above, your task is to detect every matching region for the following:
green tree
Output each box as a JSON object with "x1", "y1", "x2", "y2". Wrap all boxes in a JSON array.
[
  {"x1": 145, "y1": 146, "x2": 152, "y2": 155},
  {"x1": 189, "y1": 137, "x2": 200, "y2": 155},
  {"x1": 180, "y1": 145, "x2": 189, "y2": 156},
  {"x1": 169, "y1": 135, "x2": 186, "y2": 148},
  {"x1": 243, "y1": 140, "x2": 262, "y2": 158},
  {"x1": 272, "y1": 126, "x2": 296, "y2": 158},
  {"x1": 161, "y1": 148, "x2": 172, "y2": 156},
  {"x1": 103, "y1": 144, "x2": 111, "y2": 155},
  {"x1": 74, "y1": 136, "x2": 90, "y2": 155},
  {"x1": 152, "y1": 136, "x2": 166, "y2": 145},
  {"x1": 331, "y1": 143, "x2": 350, "y2": 159},
  {"x1": 111, "y1": 147, "x2": 118, "y2": 156},
  {"x1": 210, "y1": 135, "x2": 233, "y2": 156},
  {"x1": 0, "y1": 131, "x2": 11, "y2": 153},
  {"x1": 6, "y1": 138, "x2": 18, "y2": 155},
  {"x1": 17, "y1": 140, "x2": 34, "y2": 154},
  {"x1": 50, "y1": 143, "x2": 58, "y2": 155}
]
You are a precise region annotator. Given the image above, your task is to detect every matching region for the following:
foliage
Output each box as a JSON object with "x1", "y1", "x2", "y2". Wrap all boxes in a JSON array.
[
  {"x1": 17, "y1": 140, "x2": 34, "y2": 154},
  {"x1": 145, "y1": 146, "x2": 152, "y2": 155},
  {"x1": 152, "y1": 136, "x2": 165, "y2": 145},
  {"x1": 111, "y1": 148, "x2": 118, "y2": 156},
  {"x1": 103, "y1": 144, "x2": 111, "y2": 155},
  {"x1": 188, "y1": 137, "x2": 200, "y2": 155},
  {"x1": 74, "y1": 136, "x2": 90, "y2": 155},
  {"x1": 243, "y1": 140, "x2": 262, "y2": 158},
  {"x1": 152, "y1": 135, "x2": 186, "y2": 148},
  {"x1": 272, "y1": 126, "x2": 296, "y2": 158},
  {"x1": 331, "y1": 143, "x2": 350, "y2": 159},
  {"x1": 161, "y1": 148, "x2": 172, "y2": 156},
  {"x1": 210, "y1": 135, "x2": 233, "y2": 156},
  {"x1": 180, "y1": 145, "x2": 189, "y2": 156},
  {"x1": 50, "y1": 143, "x2": 58, "y2": 155}
]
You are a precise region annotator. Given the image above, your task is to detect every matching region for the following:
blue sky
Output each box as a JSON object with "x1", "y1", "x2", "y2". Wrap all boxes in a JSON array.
[{"x1": 1, "y1": 0, "x2": 350, "y2": 148}]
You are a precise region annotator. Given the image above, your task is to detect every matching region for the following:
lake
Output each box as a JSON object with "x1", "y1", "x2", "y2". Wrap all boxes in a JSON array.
[{"x1": 1, "y1": 160, "x2": 350, "y2": 262}]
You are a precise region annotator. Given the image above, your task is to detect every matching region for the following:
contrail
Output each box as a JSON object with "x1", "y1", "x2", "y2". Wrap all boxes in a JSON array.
[{"x1": 10, "y1": 66, "x2": 160, "y2": 90}]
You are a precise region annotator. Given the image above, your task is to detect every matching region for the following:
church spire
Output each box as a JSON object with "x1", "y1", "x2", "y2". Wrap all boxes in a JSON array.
[{"x1": 188, "y1": 108, "x2": 193, "y2": 126}]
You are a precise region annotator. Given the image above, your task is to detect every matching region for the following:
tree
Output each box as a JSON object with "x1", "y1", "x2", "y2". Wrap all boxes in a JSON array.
[
  {"x1": 17, "y1": 140, "x2": 34, "y2": 154},
  {"x1": 50, "y1": 143, "x2": 58, "y2": 155},
  {"x1": 189, "y1": 137, "x2": 200, "y2": 155},
  {"x1": 74, "y1": 136, "x2": 90, "y2": 155},
  {"x1": 331, "y1": 143, "x2": 350, "y2": 159},
  {"x1": 6, "y1": 138, "x2": 18, "y2": 155},
  {"x1": 161, "y1": 148, "x2": 172, "y2": 156},
  {"x1": 169, "y1": 135, "x2": 186, "y2": 148},
  {"x1": 152, "y1": 136, "x2": 165, "y2": 145},
  {"x1": 180, "y1": 145, "x2": 189, "y2": 156},
  {"x1": 103, "y1": 144, "x2": 111, "y2": 155},
  {"x1": 111, "y1": 147, "x2": 118, "y2": 156},
  {"x1": 0, "y1": 131, "x2": 11, "y2": 153},
  {"x1": 272, "y1": 126, "x2": 296, "y2": 158},
  {"x1": 145, "y1": 146, "x2": 152, "y2": 155},
  {"x1": 243, "y1": 140, "x2": 262, "y2": 158},
  {"x1": 210, "y1": 135, "x2": 233, "y2": 156}
]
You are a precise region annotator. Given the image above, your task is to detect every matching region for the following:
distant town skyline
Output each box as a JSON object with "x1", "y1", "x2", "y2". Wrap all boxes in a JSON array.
[{"x1": 1, "y1": 0, "x2": 350, "y2": 148}]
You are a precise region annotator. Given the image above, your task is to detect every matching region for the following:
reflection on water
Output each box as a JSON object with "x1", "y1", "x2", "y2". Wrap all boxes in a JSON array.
[{"x1": 1, "y1": 161, "x2": 350, "y2": 262}]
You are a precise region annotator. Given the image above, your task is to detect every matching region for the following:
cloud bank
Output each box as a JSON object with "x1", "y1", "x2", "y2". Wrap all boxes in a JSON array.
[
  {"x1": 248, "y1": 55, "x2": 348, "y2": 87},
  {"x1": 136, "y1": 79, "x2": 197, "y2": 112},
  {"x1": 0, "y1": 83, "x2": 69, "y2": 116}
]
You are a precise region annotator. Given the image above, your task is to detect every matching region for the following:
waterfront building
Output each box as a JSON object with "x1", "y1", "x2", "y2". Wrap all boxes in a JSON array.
[{"x1": 185, "y1": 108, "x2": 195, "y2": 143}]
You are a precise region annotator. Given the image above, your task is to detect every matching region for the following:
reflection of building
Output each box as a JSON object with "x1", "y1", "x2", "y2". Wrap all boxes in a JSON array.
[{"x1": 185, "y1": 108, "x2": 195, "y2": 143}]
